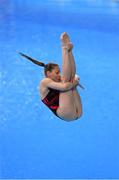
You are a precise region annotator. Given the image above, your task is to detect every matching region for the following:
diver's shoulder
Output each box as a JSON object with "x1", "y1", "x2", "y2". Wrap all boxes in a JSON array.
[{"x1": 40, "y1": 78, "x2": 52, "y2": 86}]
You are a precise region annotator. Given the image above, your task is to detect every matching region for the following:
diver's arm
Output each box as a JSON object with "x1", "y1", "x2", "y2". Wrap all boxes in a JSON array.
[{"x1": 40, "y1": 78, "x2": 79, "y2": 92}]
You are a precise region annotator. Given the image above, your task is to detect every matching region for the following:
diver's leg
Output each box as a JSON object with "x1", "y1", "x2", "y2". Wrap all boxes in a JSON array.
[
  {"x1": 60, "y1": 32, "x2": 82, "y2": 119},
  {"x1": 69, "y1": 49, "x2": 82, "y2": 118},
  {"x1": 72, "y1": 87, "x2": 82, "y2": 118},
  {"x1": 57, "y1": 47, "x2": 77, "y2": 120},
  {"x1": 69, "y1": 50, "x2": 76, "y2": 79},
  {"x1": 60, "y1": 32, "x2": 73, "y2": 82},
  {"x1": 61, "y1": 45, "x2": 72, "y2": 82},
  {"x1": 57, "y1": 32, "x2": 77, "y2": 121}
]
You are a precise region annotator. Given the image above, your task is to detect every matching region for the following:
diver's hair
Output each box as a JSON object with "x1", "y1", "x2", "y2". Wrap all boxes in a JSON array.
[
  {"x1": 19, "y1": 52, "x2": 45, "y2": 67},
  {"x1": 19, "y1": 52, "x2": 58, "y2": 76}
]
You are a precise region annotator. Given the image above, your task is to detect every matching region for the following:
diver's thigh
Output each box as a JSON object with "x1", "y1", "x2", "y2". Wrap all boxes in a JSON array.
[
  {"x1": 72, "y1": 88, "x2": 82, "y2": 116},
  {"x1": 57, "y1": 91, "x2": 77, "y2": 120},
  {"x1": 59, "y1": 91, "x2": 75, "y2": 109}
]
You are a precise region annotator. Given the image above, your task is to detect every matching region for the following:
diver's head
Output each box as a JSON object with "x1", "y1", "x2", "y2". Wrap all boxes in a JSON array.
[{"x1": 44, "y1": 63, "x2": 61, "y2": 82}]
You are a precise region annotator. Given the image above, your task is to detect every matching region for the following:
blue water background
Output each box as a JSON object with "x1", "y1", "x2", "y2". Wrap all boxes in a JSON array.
[{"x1": 0, "y1": 0, "x2": 119, "y2": 179}]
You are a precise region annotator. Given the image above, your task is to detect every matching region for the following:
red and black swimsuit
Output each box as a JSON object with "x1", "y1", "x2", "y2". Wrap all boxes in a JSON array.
[{"x1": 42, "y1": 88, "x2": 60, "y2": 117}]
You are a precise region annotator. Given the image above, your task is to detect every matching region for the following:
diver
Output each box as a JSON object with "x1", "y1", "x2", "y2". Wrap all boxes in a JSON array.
[{"x1": 19, "y1": 32, "x2": 83, "y2": 121}]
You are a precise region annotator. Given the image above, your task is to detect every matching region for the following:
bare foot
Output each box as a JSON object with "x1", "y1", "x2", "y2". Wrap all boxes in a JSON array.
[
  {"x1": 60, "y1": 32, "x2": 70, "y2": 44},
  {"x1": 60, "y1": 32, "x2": 73, "y2": 51}
]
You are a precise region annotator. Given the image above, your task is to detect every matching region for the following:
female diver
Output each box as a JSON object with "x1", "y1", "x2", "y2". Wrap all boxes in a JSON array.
[{"x1": 19, "y1": 32, "x2": 83, "y2": 121}]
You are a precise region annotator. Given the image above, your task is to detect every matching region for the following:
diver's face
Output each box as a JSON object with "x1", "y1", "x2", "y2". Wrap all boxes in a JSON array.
[{"x1": 47, "y1": 66, "x2": 61, "y2": 82}]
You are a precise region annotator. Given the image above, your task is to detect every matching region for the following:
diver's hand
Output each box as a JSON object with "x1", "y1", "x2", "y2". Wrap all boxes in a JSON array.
[{"x1": 72, "y1": 79, "x2": 79, "y2": 87}]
